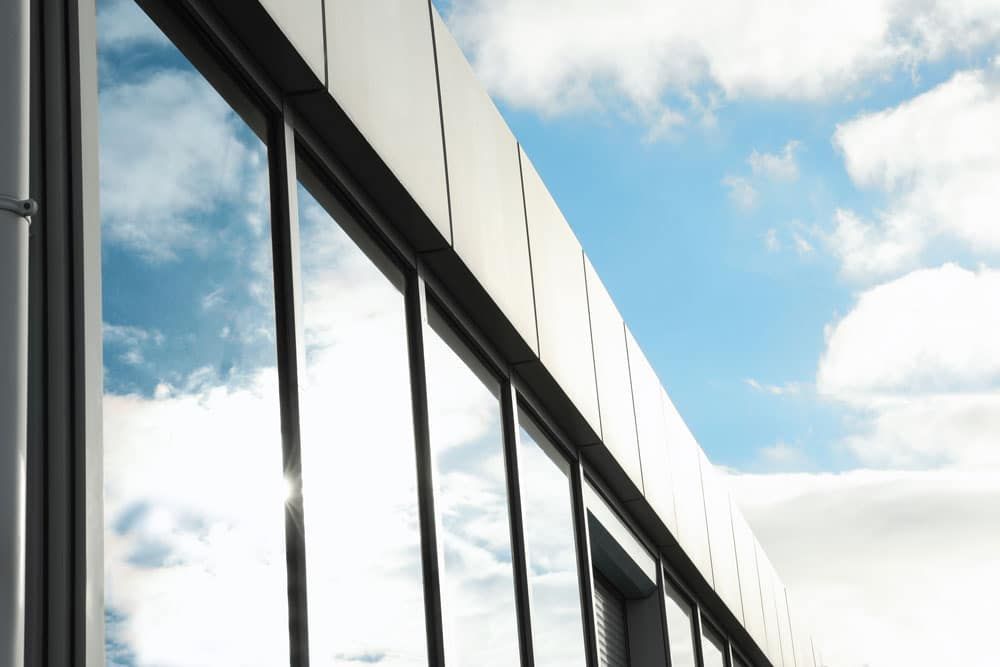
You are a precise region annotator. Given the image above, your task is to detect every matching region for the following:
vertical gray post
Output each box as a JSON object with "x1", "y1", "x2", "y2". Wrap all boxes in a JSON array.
[{"x1": 0, "y1": 0, "x2": 31, "y2": 664}]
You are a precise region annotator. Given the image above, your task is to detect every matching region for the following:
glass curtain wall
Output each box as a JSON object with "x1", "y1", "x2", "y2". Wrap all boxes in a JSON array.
[
  {"x1": 98, "y1": 0, "x2": 289, "y2": 664},
  {"x1": 517, "y1": 411, "x2": 587, "y2": 667},
  {"x1": 664, "y1": 577, "x2": 699, "y2": 667},
  {"x1": 702, "y1": 622, "x2": 729, "y2": 667},
  {"x1": 295, "y1": 164, "x2": 428, "y2": 666},
  {"x1": 424, "y1": 310, "x2": 521, "y2": 666},
  {"x1": 94, "y1": 5, "x2": 757, "y2": 667}
]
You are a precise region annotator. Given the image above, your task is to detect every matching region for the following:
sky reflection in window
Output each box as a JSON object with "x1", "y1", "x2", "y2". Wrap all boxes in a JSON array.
[
  {"x1": 99, "y1": 1, "x2": 288, "y2": 664},
  {"x1": 296, "y1": 175, "x2": 428, "y2": 666},
  {"x1": 518, "y1": 412, "x2": 587, "y2": 667},
  {"x1": 664, "y1": 578, "x2": 698, "y2": 667},
  {"x1": 425, "y1": 316, "x2": 521, "y2": 667}
]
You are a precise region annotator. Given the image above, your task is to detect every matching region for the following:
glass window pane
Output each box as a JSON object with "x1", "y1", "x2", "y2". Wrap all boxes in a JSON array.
[
  {"x1": 702, "y1": 623, "x2": 728, "y2": 667},
  {"x1": 296, "y1": 172, "x2": 428, "y2": 665},
  {"x1": 518, "y1": 412, "x2": 586, "y2": 667},
  {"x1": 99, "y1": 1, "x2": 288, "y2": 664},
  {"x1": 425, "y1": 312, "x2": 520, "y2": 666},
  {"x1": 664, "y1": 579, "x2": 698, "y2": 667}
]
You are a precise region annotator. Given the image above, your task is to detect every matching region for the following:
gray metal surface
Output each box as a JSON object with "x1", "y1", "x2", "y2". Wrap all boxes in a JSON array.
[
  {"x1": 585, "y1": 256, "x2": 641, "y2": 486},
  {"x1": 777, "y1": 581, "x2": 796, "y2": 667},
  {"x1": 731, "y1": 499, "x2": 768, "y2": 652},
  {"x1": 0, "y1": 221, "x2": 27, "y2": 667},
  {"x1": 662, "y1": 398, "x2": 713, "y2": 587},
  {"x1": 432, "y1": 9, "x2": 537, "y2": 353},
  {"x1": 80, "y1": 3, "x2": 106, "y2": 663},
  {"x1": 326, "y1": 0, "x2": 451, "y2": 242},
  {"x1": 585, "y1": 482, "x2": 657, "y2": 590},
  {"x1": 0, "y1": 0, "x2": 30, "y2": 663},
  {"x1": 700, "y1": 458, "x2": 743, "y2": 624},
  {"x1": 258, "y1": 0, "x2": 326, "y2": 83},
  {"x1": 621, "y1": 330, "x2": 669, "y2": 526},
  {"x1": 626, "y1": 591, "x2": 667, "y2": 667},
  {"x1": 520, "y1": 147, "x2": 602, "y2": 434},
  {"x1": 594, "y1": 578, "x2": 629, "y2": 667},
  {"x1": 757, "y1": 541, "x2": 784, "y2": 666},
  {"x1": 789, "y1": 595, "x2": 816, "y2": 667}
]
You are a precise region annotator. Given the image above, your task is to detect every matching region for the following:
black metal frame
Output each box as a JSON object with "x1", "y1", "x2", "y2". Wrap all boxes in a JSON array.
[
  {"x1": 404, "y1": 272, "x2": 448, "y2": 666},
  {"x1": 269, "y1": 107, "x2": 311, "y2": 667},
  {"x1": 25, "y1": 0, "x2": 101, "y2": 665},
  {"x1": 28, "y1": 1, "x2": 776, "y2": 666},
  {"x1": 700, "y1": 613, "x2": 733, "y2": 667},
  {"x1": 662, "y1": 564, "x2": 707, "y2": 667}
]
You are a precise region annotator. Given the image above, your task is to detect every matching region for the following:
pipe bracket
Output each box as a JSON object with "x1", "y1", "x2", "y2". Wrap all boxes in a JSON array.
[{"x1": 0, "y1": 195, "x2": 38, "y2": 220}]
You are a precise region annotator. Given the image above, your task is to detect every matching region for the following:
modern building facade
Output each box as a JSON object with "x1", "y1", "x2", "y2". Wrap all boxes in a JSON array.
[{"x1": 1, "y1": 0, "x2": 825, "y2": 665}]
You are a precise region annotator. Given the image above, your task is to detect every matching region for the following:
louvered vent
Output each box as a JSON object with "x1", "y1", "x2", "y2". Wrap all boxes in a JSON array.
[{"x1": 594, "y1": 577, "x2": 629, "y2": 667}]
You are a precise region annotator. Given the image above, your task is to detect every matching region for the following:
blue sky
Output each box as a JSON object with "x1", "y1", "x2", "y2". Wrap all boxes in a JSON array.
[
  {"x1": 434, "y1": 2, "x2": 1000, "y2": 665},
  {"x1": 432, "y1": 0, "x2": 1000, "y2": 474}
]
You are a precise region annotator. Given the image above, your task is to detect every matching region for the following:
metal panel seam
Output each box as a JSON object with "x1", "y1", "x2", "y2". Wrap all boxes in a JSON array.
[
  {"x1": 698, "y1": 452, "x2": 716, "y2": 588},
  {"x1": 426, "y1": 2, "x2": 454, "y2": 246},
  {"x1": 622, "y1": 325, "x2": 645, "y2": 494},
  {"x1": 319, "y1": 0, "x2": 327, "y2": 87},
  {"x1": 581, "y1": 251, "x2": 604, "y2": 441},
  {"x1": 516, "y1": 145, "x2": 542, "y2": 360},
  {"x1": 729, "y1": 496, "x2": 748, "y2": 627}
]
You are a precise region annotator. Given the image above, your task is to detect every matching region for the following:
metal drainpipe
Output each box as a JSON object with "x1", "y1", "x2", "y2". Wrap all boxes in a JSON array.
[{"x1": 0, "y1": 0, "x2": 33, "y2": 663}]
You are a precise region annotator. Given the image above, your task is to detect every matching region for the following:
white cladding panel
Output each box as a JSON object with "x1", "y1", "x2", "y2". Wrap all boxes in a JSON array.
[
  {"x1": 326, "y1": 0, "x2": 451, "y2": 241},
  {"x1": 521, "y1": 148, "x2": 601, "y2": 432},
  {"x1": 433, "y1": 10, "x2": 537, "y2": 352}
]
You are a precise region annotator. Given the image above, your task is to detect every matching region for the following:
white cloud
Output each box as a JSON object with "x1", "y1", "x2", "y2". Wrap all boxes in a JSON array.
[
  {"x1": 200, "y1": 287, "x2": 227, "y2": 311},
  {"x1": 731, "y1": 469, "x2": 1000, "y2": 667},
  {"x1": 818, "y1": 264, "x2": 1000, "y2": 398},
  {"x1": 97, "y1": 0, "x2": 169, "y2": 51},
  {"x1": 745, "y1": 378, "x2": 804, "y2": 396},
  {"x1": 104, "y1": 369, "x2": 291, "y2": 666},
  {"x1": 441, "y1": 0, "x2": 1000, "y2": 130},
  {"x1": 830, "y1": 68, "x2": 1000, "y2": 279},
  {"x1": 764, "y1": 228, "x2": 781, "y2": 252},
  {"x1": 99, "y1": 69, "x2": 263, "y2": 262},
  {"x1": 793, "y1": 232, "x2": 814, "y2": 255},
  {"x1": 749, "y1": 140, "x2": 802, "y2": 181},
  {"x1": 823, "y1": 208, "x2": 924, "y2": 280},
  {"x1": 840, "y1": 392, "x2": 1000, "y2": 469},
  {"x1": 642, "y1": 106, "x2": 687, "y2": 143},
  {"x1": 103, "y1": 322, "x2": 165, "y2": 366},
  {"x1": 723, "y1": 175, "x2": 758, "y2": 210},
  {"x1": 103, "y1": 323, "x2": 165, "y2": 348},
  {"x1": 815, "y1": 264, "x2": 1000, "y2": 469},
  {"x1": 758, "y1": 441, "x2": 807, "y2": 467}
]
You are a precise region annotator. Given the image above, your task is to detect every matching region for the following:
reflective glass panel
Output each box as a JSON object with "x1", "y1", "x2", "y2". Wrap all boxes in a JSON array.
[
  {"x1": 702, "y1": 623, "x2": 728, "y2": 667},
  {"x1": 518, "y1": 412, "x2": 586, "y2": 667},
  {"x1": 296, "y1": 170, "x2": 428, "y2": 665},
  {"x1": 99, "y1": 1, "x2": 288, "y2": 664},
  {"x1": 425, "y1": 312, "x2": 520, "y2": 666},
  {"x1": 664, "y1": 579, "x2": 698, "y2": 667}
]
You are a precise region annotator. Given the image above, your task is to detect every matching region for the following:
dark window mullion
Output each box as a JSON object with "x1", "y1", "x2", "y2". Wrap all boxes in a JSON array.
[
  {"x1": 694, "y1": 604, "x2": 707, "y2": 667},
  {"x1": 405, "y1": 269, "x2": 447, "y2": 666},
  {"x1": 659, "y1": 560, "x2": 675, "y2": 667},
  {"x1": 571, "y1": 458, "x2": 601, "y2": 667},
  {"x1": 501, "y1": 381, "x2": 536, "y2": 667},
  {"x1": 268, "y1": 105, "x2": 310, "y2": 667}
]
